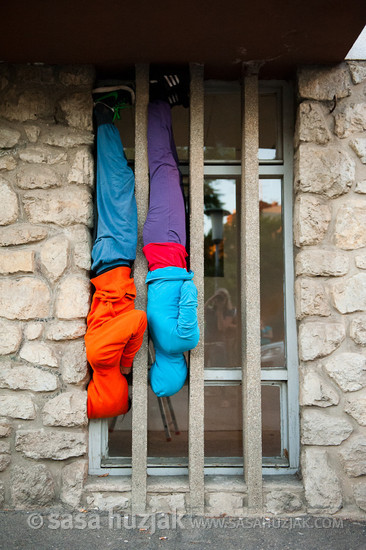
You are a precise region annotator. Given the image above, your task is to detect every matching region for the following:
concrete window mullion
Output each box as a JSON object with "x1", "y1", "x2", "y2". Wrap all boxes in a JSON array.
[
  {"x1": 188, "y1": 63, "x2": 205, "y2": 515},
  {"x1": 241, "y1": 72, "x2": 263, "y2": 510},
  {"x1": 131, "y1": 63, "x2": 149, "y2": 515}
]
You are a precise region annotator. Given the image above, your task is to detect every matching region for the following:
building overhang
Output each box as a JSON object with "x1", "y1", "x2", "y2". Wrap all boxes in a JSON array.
[{"x1": 1, "y1": 0, "x2": 365, "y2": 79}]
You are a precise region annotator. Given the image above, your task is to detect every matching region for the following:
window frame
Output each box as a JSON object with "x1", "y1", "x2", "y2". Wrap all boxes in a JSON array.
[{"x1": 88, "y1": 79, "x2": 299, "y2": 477}]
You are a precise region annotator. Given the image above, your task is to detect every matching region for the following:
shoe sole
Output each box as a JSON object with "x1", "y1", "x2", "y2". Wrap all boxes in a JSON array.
[{"x1": 92, "y1": 85, "x2": 135, "y2": 105}]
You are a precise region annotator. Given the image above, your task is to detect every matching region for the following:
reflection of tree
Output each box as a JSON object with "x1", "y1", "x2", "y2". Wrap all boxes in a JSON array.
[
  {"x1": 204, "y1": 181, "x2": 224, "y2": 210},
  {"x1": 260, "y1": 209, "x2": 284, "y2": 341}
]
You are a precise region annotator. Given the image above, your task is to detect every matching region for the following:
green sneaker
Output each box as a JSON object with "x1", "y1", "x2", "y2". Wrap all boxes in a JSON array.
[{"x1": 92, "y1": 85, "x2": 135, "y2": 121}]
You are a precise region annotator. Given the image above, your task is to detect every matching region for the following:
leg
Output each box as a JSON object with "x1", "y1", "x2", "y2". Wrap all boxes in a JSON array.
[
  {"x1": 91, "y1": 120, "x2": 138, "y2": 276},
  {"x1": 143, "y1": 100, "x2": 186, "y2": 247}
]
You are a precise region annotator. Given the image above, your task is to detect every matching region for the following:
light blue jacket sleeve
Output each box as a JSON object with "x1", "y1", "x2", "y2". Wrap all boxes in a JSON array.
[{"x1": 146, "y1": 268, "x2": 200, "y2": 397}]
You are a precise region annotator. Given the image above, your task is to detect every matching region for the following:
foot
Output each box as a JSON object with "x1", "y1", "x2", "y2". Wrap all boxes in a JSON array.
[
  {"x1": 150, "y1": 68, "x2": 189, "y2": 108},
  {"x1": 92, "y1": 83, "x2": 135, "y2": 121}
]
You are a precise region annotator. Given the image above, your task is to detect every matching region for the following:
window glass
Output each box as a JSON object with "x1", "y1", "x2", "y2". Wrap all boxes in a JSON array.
[
  {"x1": 204, "y1": 178, "x2": 241, "y2": 368},
  {"x1": 260, "y1": 178, "x2": 285, "y2": 368},
  {"x1": 204, "y1": 384, "x2": 282, "y2": 458}
]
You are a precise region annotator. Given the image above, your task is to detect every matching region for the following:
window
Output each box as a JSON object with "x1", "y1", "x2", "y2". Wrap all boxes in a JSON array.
[{"x1": 89, "y1": 75, "x2": 298, "y2": 480}]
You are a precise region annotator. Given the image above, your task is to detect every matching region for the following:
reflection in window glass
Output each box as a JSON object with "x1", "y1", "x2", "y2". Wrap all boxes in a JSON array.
[
  {"x1": 108, "y1": 386, "x2": 188, "y2": 458},
  {"x1": 258, "y1": 92, "x2": 281, "y2": 161},
  {"x1": 204, "y1": 178, "x2": 241, "y2": 368},
  {"x1": 260, "y1": 179, "x2": 285, "y2": 368},
  {"x1": 204, "y1": 384, "x2": 282, "y2": 458}
]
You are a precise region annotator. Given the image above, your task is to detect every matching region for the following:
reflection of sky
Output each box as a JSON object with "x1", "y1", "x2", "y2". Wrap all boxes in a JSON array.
[
  {"x1": 260, "y1": 179, "x2": 282, "y2": 205},
  {"x1": 204, "y1": 179, "x2": 236, "y2": 235}
]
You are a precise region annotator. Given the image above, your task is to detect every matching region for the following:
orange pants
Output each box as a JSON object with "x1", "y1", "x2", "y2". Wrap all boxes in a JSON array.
[{"x1": 85, "y1": 267, "x2": 147, "y2": 419}]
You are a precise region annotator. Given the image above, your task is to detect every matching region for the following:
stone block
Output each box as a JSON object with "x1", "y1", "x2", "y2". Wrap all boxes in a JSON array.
[
  {"x1": 15, "y1": 429, "x2": 87, "y2": 460},
  {"x1": 59, "y1": 65, "x2": 95, "y2": 87},
  {"x1": 295, "y1": 278, "x2": 330, "y2": 320},
  {"x1": 298, "y1": 322, "x2": 345, "y2": 361},
  {"x1": 325, "y1": 353, "x2": 366, "y2": 392},
  {"x1": 61, "y1": 341, "x2": 89, "y2": 385},
  {"x1": 57, "y1": 92, "x2": 93, "y2": 131},
  {"x1": 334, "y1": 204, "x2": 366, "y2": 250},
  {"x1": 334, "y1": 103, "x2": 366, "y2": 138},
  {"x1": 296, "y1": 250, "x2": 349, "y2": 277},
  {"x1": 43, "y1": 391, "x2": 87, "y2": 427},
  {"x1": 19, "y1": 341, "x2": 57, "y2": 367},
  {"x1": 24, "y1": 124, "x2": 40, "y2": 143},
  {"x1": 45, "y1": 320, "x2": 86, "y2": 341},
  {"x1": 43, "y1": 126, "x2": 93, "y2": 148},
  {"x1": 86, "y1": 493, "x2": 129, "y2": 512},
  {"x1": 301, "y1": 447, "x2": 342, "y2": 514},
  {"x1": 0, "y1": 123, "x2": 21, "y2": 148},
  {"x1": 0, "y1": 155, "x2": 17, "y2": 171},
  {"x1": 19, "y1": 145, "x2": 67, "y2": 165},
  {"x1": 56, "y1": 275, "x2": 90, "y2": 319},
  {"x1": 347, "y1": 61, "x2": 366, "y2": 84},
  {"x1": 0, "y1": 277, "x2": 50, "y2": 320},
  {"x1": 11, "y1": 464, "x2": 55, "y2": 507},
  {"x1": 294, "y1": 195, "x2": 331, "y2": 246},
  {"x1": 355, "y1": 180, "x2": 366, "y2": 194},
  {"x1": 0, "y1": 319, "x2": 22, "y2": 354},
  {"x1": 300, "y1": 371, "x2": 339, "y2": 407},
  {"x1": 0, "y1": 88, "x2": 55, "y2": 122},
  {"x1": 296, "y1": 145, "x2": 355, "y2": 198},
  {"x1": 0, "y1": 249, "x2": 34, "y2": 274},
  {"x1": 0, "y1": 441, "x2": 10, "y2": 471},
  {"x1": 350, "y1": 138, "x2": 366, "y2": 163},
  {"x1": 0, "y1": 364, "x2": 58, "y2": 392},
  {"x1": 0, "y1": 419, "x2": 12, "y2": 438},
  {"x1": 205, "y1": 493, "x2": 243, "y2": 513},
  {"x1": 332, "y1": 273, "x2": 366, "y2": 313},
  {"x1": 68, "y1": 147, "x2": 94, "y2": 186},
  {"x1": 296, "y1": 101, "x2": 331, "y2": 145},
  {"x1": 298, "y1": 64, "x2": 352, "y2": 101},
  {"x1": 0, "y1": 394, "x2": 36, "y2": 419},
  {"x1": 350, "y1": 317, "x2": 366, "y2": 345},
  {"x1": 16, "y1": 164, "x2": 60, "y2": 189},
  {"x1": 339, "y1": 435, "x2": 366, "y2": 477},
  {"x1": 344, "y1": 391, "x2": 366, "y2": 426},
  {"x1": 14, "y1": 65, "x2": 56, "y2": 84},
  {"x1": 0, "y1": 177, "x2": 18, "y2": 225},
  {"x1": 40, "y1": 235, "x2": 69, "y2": 282},
  {"x1": 65, "y1": 225, "x2": 92, "y2": 270},
  {"x1": 353, "y1": 481, "x2": 366, "y2": 512},
  {"x1": 148, "y1": 494, "x2": 186, "y2": 513},
  {"x1": 23, "y1": 186, "x2": 93, "y2": 227},
  {"x1": 265, "y1": 491, "x2": 303, "y2": 515},
  {"x1": 0, "y1": 224, "x2": 48, "y2": 246},
  {"x1": 301, "y1": 409, "x2": 353, "y2": 445},
  {"x1": 60, "y1": 460, "x2": 88, "y2": 509},
  {"x1": 24, "y1": 322, "x2": 43, "y2": 340}
]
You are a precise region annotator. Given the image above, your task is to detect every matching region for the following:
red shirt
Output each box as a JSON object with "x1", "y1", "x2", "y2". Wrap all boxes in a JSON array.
[{"x1": 143, "y1": 242, "x2": 188, "y2": 271}]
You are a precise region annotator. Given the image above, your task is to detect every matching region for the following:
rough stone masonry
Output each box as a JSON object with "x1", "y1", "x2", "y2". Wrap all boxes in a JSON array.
[{"x1": 0, "y1": 61, "x2": 366, "y2": 517}]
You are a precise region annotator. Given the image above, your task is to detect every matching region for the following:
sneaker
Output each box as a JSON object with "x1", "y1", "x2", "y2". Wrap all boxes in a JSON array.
[
  {"x1": 92, "y1": 84, "x2": 135, "y2": 121},
  {"x1": 150, "y1": 68, "x2": 189, "y2": 108}
]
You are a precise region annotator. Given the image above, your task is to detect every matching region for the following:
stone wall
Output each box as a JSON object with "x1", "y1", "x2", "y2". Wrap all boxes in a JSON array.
[
  {"x1": 295, "y1": 62, "x2": 366, "y2": 516},
  {"x1": 0, "y1": 64, "x2": 94, "y2": 508}
]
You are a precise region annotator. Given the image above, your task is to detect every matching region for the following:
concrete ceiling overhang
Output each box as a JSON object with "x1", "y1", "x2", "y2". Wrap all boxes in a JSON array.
[{"x1": 1, "y1": 0, "x2": 365, "y2": 79}]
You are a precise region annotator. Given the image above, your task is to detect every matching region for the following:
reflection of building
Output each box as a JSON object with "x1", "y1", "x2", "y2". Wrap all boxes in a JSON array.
[{"x1": 0, "y1": 3, "x2": 366, "y2": 520}]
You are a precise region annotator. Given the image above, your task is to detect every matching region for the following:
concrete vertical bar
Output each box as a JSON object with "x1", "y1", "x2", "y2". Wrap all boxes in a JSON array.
[
  {"x1": 131, "y1": 63, "x2": 149, "y2": 514},
  {"x1": 241, "y1": 71, "x2": 263, "y2": 510},
  {"x1": 188, "y1": 63, "x2": 205, "y2": 515}
]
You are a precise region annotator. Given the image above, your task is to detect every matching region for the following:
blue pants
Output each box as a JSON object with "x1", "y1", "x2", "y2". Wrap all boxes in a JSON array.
[{"x1": 91, "y1": 124, "x2": 138, "y2": 276}]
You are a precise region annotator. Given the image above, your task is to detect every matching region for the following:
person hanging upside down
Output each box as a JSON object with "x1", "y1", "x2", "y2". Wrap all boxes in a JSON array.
[
  {"x1": 143, "y1": 73, "x2": 200, "y2": 397},
  {"x1": 85, "y1": 85, "x2": 147, "y2": 419}
]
